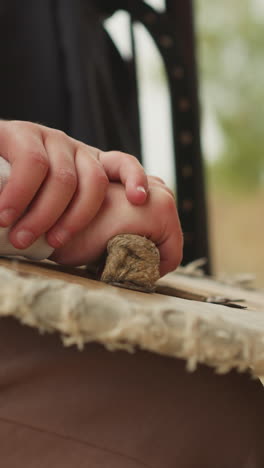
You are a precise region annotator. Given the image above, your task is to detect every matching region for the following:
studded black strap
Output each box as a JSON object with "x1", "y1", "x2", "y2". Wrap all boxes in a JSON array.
[{"x1": 98, "y1": 0, "x2": 210, "y2": 269}]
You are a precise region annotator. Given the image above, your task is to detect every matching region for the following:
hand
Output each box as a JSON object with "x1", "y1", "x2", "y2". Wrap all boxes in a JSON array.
[
  {"x1": 0, "y1": 120, "x2": 148, "y2": 250},
  {"x1": 51, "y1": 178, "x2": 183, "y2": 277}
]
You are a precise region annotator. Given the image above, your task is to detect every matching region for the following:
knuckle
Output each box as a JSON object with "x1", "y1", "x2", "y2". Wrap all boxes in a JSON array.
[
  {"x1": 53, "y1": 167, "x2": 77, "y2": 189},
  {"x1": 92, "y1": 165, "x2": 109, "y2": 188},
  {"x1": 112, "y1": 151, "x2": 139, "y2": 165},
  {"x1": 159, "y1": 192, "x2": 177, "y2": 212},
  {"x1": 126, "y1": 153, "x2": 139, "y2": 166},
  {"x1": 28, "y1": 150, "x2": 49, "y2": 170},
  {"x1": 45, "y1": 129, "x2": 69, "y2": 147},
  {"x1": 53, "y1": 129, "x2": 68, "y2": 140},
  {"x1": 12, "y1": 120, "x2": 36, "y2": 132},
  {"x1": 45, "y1": 129, "x2": 70, "y2": 148},
  {"x1": 110, "y1": 150, "x2": 124, "y2": 158}
]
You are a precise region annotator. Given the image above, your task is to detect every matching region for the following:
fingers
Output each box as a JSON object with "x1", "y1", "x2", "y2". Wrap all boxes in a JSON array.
[
  {"x1": 146, "y1": 181, "x2": 182, "y2": 276},
  {"x1": 0, "y1": 121, "x2": 49, "y2": 227},
  {"x1": 46, "y1": 146, "x2": 108, "y2": 248},
  {"x1": 51, "y1": 181, "x2": 183, "y2": 277},
  {"x1": 148, "y1": 178, "x2": 182, "y2": 274},
  {"x1": 98, "y1": 151, "x2": 149, "y2": 205},
  {"x1": 156, "y1": 210, "x2": 183, "y2": 277},
  {"x1": 0, "y1": 120, "x2": 182, "y2": 273},
  {"x1": 0, "y1": 123, "x2": 109, "y2": 250},
  {"x1": 9, "y1": 131, "x2": 78, "y2": 248},
  {"x1": 147, "y1": 175, "x2": 175, "y2": 198}
]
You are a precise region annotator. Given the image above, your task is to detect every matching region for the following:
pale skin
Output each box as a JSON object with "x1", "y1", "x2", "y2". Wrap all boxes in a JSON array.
[
  {"x1": 0, "y1": 120, "x2": 148, "y2": 246},
  {"x1": 51, "y1": 180, "x2": 183, "y2": 277},
  {"x1": 0, "y1": 120, "x2": 183, "y2": 277}
]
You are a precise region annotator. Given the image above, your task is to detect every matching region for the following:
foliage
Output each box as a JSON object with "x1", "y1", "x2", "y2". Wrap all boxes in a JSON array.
[{"x1": 195, "y1": 0, "x2": 264, "y2": 192}]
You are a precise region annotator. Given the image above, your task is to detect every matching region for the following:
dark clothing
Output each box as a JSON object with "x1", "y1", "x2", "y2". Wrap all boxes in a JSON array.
[{"x1": 0, "y1": 0, "x2": 141, "y2": 155}]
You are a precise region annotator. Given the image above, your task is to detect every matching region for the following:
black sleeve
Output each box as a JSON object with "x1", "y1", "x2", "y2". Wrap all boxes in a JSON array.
[{"x1": 0, "y1": 0, "x2": 141, "y2": 158}]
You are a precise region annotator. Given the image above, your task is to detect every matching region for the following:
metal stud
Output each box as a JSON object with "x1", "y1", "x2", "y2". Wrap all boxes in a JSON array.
[
  {"x1": 182, "y1": 165, "x2": 193, "y2": 177},
  {"x1": 180, "y1": 131, "x2": 193, "y2": 145},
  {"x1": 182, "y1": 199, "x2": 193, "y2": 212},
  {"x1": 172, "y1": 66, "x2": 184, "y2": 79},
  {"x1": 144, "y1": 12, "x2": 157, "y2": 24},
  {"x1": 178, "y1": 98, "x2": 190, "y2": 111},
  {"x1": 159, "y1": 35, "x2": 174, "y2": 48}
]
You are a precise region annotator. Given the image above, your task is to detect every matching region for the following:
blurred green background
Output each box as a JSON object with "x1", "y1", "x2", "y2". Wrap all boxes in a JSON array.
[{"x1": 195, "y1": 0, "x2": 264, "y2": 287}]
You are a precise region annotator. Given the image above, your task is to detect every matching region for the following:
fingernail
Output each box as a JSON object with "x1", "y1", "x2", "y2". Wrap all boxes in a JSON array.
[
  {"x1": 136, "y1": 186, "x2": 147, "y2": 194},
  {"x1": 15, "y1": 230, "x2": 35, "y2": 248},
  {"x1": 48, "y1": 228, "x2": 70, "y2": 248},
  {"x1": 0, "y1": 208, "x2": 16, "y2": 226}
]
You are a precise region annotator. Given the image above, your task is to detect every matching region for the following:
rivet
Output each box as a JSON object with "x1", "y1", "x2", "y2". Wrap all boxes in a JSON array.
[
  {"x1": 144, "y1": 12, "x2": 157, "y2": 24},
  {"x1": 172, "y1": 66, "x2": 184, "y2": 79},
  {"x1": 182, "y1": 199, "x2": 193, "y2": 212},
  {"x1": 180, "y1": 131, "x2": 193, "y2": 145},
  {"x1": 178, "y1": 98, "x2": 190, "y2": 111},
  {"x1": 159, "y1": 35, "x2": 174, "y2": 48},
  {"x1": 182, "y1": 165, "x2": 193, "y2": 177}
]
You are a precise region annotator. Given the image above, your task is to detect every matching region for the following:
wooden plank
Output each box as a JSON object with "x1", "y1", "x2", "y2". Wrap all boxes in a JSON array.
[
  {"x1": 157, "y1": 274, "x2": 264, "y2": 312},
  {"x1": 0, "y1": 257, "x2": 263, "y2": 376}
]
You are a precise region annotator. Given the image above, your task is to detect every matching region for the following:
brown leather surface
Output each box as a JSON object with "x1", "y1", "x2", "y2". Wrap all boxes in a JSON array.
[{"x1": 0, "y1": 317, "x2": 263, "y2": 468}]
